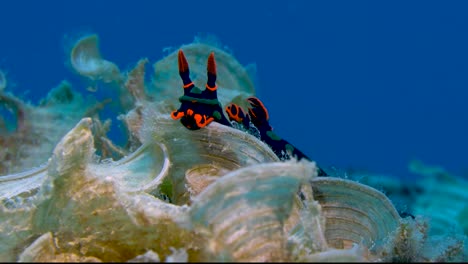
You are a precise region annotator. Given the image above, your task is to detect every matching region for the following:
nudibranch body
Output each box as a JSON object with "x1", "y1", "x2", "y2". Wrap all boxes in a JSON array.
[{"x1": 171, "y1": 50, "x2": 327, "y2": 176}]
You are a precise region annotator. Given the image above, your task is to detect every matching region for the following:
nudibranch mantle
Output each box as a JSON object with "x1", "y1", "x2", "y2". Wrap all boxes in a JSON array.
[{"x1": 171, "y1": 50, "x2": 327, "y2": 176}]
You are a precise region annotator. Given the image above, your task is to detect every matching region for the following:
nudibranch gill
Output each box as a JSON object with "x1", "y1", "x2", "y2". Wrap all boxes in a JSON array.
[{"x1": 171, "y1": 50, "x2": 327, "y2": 176}]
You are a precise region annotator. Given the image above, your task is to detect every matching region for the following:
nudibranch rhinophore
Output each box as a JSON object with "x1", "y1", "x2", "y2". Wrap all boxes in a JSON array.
[{"x1": 171, "y1": 50, "x2": 327, "y2": 176}]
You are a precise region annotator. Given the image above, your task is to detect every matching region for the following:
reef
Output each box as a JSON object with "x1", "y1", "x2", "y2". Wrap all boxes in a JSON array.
[{"x1": 0, "y1": 34, "x2": 466, "y2": 262}]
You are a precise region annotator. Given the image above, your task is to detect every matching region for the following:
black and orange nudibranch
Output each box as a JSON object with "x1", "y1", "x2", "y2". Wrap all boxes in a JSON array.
[
  {"x1": 172, "y1": 50, "x2": 327, "y2": 176},
  {"x1": 171, "y1": 50, "x2": 231, "y2": 130},
  {"x1": 226, "y1": 97, "x2": 328, "y2": 176}
]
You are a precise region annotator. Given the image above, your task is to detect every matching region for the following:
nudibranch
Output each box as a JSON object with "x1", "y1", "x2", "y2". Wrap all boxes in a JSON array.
[
  {"x1": 226, "y1": 98, "x2": 328, "y2": 176},
  {"x1": 170, "y1": 50, "x2": 231, "y2": 130},
  {"x1": 171, "y1": 50, "x2": 327, "y2": 176}
]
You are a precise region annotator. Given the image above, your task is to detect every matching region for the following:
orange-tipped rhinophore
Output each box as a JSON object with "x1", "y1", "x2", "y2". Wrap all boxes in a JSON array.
[
  {"x1": 178, "y1": 50, "x2": 194, "y2": 89},
  {"x1": 207, "y1": 52, "x2": 216, "y2": 76},
  {"x1": 178, "y1": 50, "x2": 189, "y2": 74},
  {"x1": 206, "y1": 52, "x2": 217, "y2": 91}
]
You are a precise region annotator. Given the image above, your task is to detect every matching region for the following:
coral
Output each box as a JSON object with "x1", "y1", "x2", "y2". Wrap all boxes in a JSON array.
[
  {"x1": 70, "y1": 34, "x2": 121, "y2": 84},
  {"x1": 0, "y1": 80, "x2": 114, "y2": 174},
  {"x1": 124, "y1": 58, "x2": 152, "y2": 104}
]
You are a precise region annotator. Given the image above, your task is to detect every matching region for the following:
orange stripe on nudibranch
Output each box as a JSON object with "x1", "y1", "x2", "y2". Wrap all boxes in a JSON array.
[
  {"x1": 194, "y1": 114, "x2": 214, "y2": 128},
  {"x1": 171, "y1": 110, "x2": 184, "y2": 120},
  {"x1": 207, "y1": 52, "x2": 216, "y2": 76},
  {"x1": 178, "y1": 49, "x2": 189, "y2": 73},
  {"x1": 183, "y1": 82, "x2": 194, "y2": 89},
  {"x1": 187, "y1": 109, "x2": 194, "y2": 116},
  {"x1": 194, "y1": 114, "x2": 202, "y2": 125},
  {"x1": 200, "y1": 116, "x2": 214, "y2": 127},
  {"x1": 248, "y1": 108, "x2": 257, "y2": 119},
  {"x1": 205, "y1": 84, "x2": 217, "y2": 91},
  {"x1": 225, "y1": 103, "x2": 244, "y2": 123},
  {"x1": 205, "y1": 116, "x2": 214, "y2": 125},
  {"x1": 226, "y1": 104, "x2": 237, "y2": 115}
]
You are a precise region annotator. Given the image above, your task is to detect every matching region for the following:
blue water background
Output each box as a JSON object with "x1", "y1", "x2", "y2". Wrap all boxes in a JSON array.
[{"x1": 1, "y1": 0, "x2": 467, "y2": 180}]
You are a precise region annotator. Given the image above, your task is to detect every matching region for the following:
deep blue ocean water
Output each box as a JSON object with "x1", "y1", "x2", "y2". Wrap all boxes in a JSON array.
[{"x1": 1, "y1": 0, "x2": 467, "y2": 180}]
